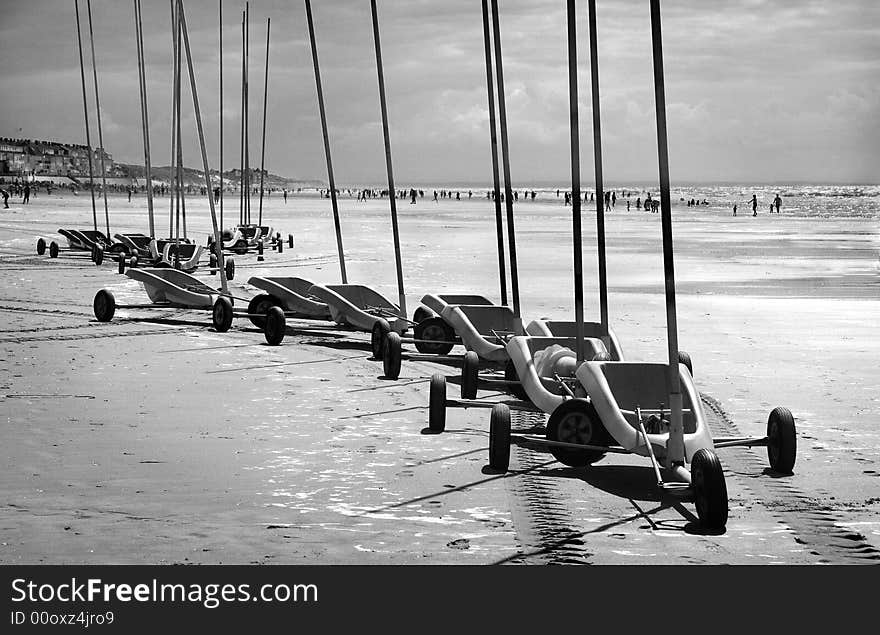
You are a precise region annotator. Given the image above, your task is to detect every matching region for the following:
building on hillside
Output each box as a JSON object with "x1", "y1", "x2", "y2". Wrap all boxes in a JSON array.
[{"x1": 0, "y1": 137, "x2": 115, "y2": 183}]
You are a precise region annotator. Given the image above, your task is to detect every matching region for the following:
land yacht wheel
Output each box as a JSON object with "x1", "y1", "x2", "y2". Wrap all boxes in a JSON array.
[
  {"x1": 767, "y1": 406, "x2": 796, "y2": 474},
  {"x1": 94, "y1": 246, "x2": 104, "y2": 266},
  {"x1": 117, "y1": 252, "x2": 126, "y2": 274},
  {"x1": 225, "y1": 258, "x2": 235, "y2": 281},
  {"x1": 461, "y1": 351, "x2": 479, "y2": 399},
  {"x1": 428, "y1": 374, "x2": 447, "y2": 432},
  {"x1": 691, "y1": 448, "x2": 728, "y2": 530},
  {"x1": 678, "y1": 350, "x2": 693, "y2": 377},
  {"x1": 546, "y1": 399, "x2": 608, "y2": 467},
  {"x1": 36, "y1": 238, "x2": 46, "y2": 255},
  {"x1": 383, "y1": 332, "x2": 402, "y2": 379},
  {"x1": 504, "y1": 359, "x2": 529, "y2": 401},
  {"x1": 212, "y1": 297, "x2": 234, "y2": 333},
  {"x1": 288, "y1": 234, "x2": 294, "y2": 248},
  {"x1": 489, "y1": 404, "x2": 511, "y2": 471},
  {"x1": 247, "y1": 294, "x2": 279, "y2": 328},
  {"x1": 93, "y1": 289, "x2": 116, "y2": 322},
  {"x1": 371, "y1": 319, "x2": 391, "y2": 360},
  {"x1": 414, "y1": 317, "x2": 454, "y2": 355},
  {"x1": 49, "y1": 241, "x2": 59, "y2": 258},
  {"x1": 263, "y1": 306, "x2": 286, "y2": 346},
  {"x1": 412, "y1": 306, "x2": 436, "y2": 324}
]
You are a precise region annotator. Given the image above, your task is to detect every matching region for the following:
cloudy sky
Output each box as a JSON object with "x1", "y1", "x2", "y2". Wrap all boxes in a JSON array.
[{"x1": 0, "y1": 0, "x2": 877, "y2": 184}]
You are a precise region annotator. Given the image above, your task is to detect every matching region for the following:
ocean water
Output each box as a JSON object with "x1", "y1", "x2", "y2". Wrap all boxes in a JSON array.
[{"x1": 390, "y1": 183, "x2": 880, "y2": 219}]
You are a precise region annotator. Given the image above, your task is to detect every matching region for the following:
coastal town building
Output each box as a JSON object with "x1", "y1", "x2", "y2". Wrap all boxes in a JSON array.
[{"x1": 0, "y1": 137, "x2": 119, "y2": 183}]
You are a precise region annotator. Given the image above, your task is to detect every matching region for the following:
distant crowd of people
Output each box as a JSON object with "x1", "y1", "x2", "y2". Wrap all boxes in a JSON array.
[
  {"x1": 732, "y1": 193, "x2": 782, "y2": 216},
  {"x1": 0, "y1": 178, "x2": 786, "y2": 220}
]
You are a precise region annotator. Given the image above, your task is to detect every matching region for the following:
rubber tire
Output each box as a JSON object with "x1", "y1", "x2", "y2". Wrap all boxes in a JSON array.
[
  {"x1": 277, "y1": 240, "x2": 283, "y2": 254},
  {"x1": 546, "y1": 399, "x2": 609, "y2": 467},
  {"x1": 428, "y1": 374, "x2": 447, "y2": 432},
  {"x1": 117, "y1": 252, "x2": 126, "y2": 274},
  {"x1": 49, "y1": 241, "x2": 59, "y2": 258},
  {"x1": 371, "y1": 318, "x2": 391, "y2": 360},
  {"x1": 489, "y1": 404, "x2": 511, "y2": 471},
  {"x1": 678, "y1": 350, "x2": 693, "y2": 377},
  {"x1": 247, "y1": 293, "x2": 280, "y2": 328},
  {"x1": 691, "y1": 448, "x2": 729, "y2": 530},
  {"x1": 212, "y1": 296, "x2": 234, "y2": 332},
  {"x1": 288, "y1": 234, "x2": 294, "y2": 248},
  {"x1": 414, "y1": 316, "x2": 455, "y2": 355},
  {"x1": 461, "y1": 351, "x2": 479, "y2": 399},
  {"x1": 412, "y1": 306, "x2": 436, "y2": 324},
  {"x1": 767, "y1": 406, "x2": 796, "y2": 474},
  {"x1": 263, "y1": 306, "x2": 286, "y2": 345},
  {"x1": 234, "y1": 240, "x2": 248, "y2": 255},
  {"x1": 93, "y1": 289, "x2": 116, "y2": 322},
  {"x1": 504, "y1": 359, "x2": 530, "y2": 401},
  {"x1": 383, "y1": 332, "x2": 402, "y2": 379},
  {"x1": 225, "y1": 258, "x2": 235, "y2": 281},
  {"x1": 36, "y1": 238, "x2": 46, "y2": 255},
  {"x1": 209, "y1": 253, "x2": 218, "y2": 272},
  {"x1": 94, "y1": 246, "x2": 104, "y2": 266}
]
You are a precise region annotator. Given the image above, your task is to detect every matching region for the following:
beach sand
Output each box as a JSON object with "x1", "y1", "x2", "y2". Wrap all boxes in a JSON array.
[{"x1": 0, "y1": 191, "x2": 878, "y2": 564}]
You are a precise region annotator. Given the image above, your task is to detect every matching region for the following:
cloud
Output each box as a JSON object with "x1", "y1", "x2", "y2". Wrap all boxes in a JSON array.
[{"x1": 0, "y1": 0, "x2": 877, "y2": 184}]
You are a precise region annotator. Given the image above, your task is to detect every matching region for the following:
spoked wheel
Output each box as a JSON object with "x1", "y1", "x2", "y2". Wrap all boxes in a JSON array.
[
  {"x1": 263, "y1": 306, "x2": 286, "y2": 346},
  {"x1": 371, "y1": 318, "x2": 391, "y2": 360},
  {"x1": 247, "y1": 293, "x2": 280, "y2": 328},
  {"x1": 504, "y1": 359, "x2": 530, "y2": 401},
  {"x1": 489, "y1": 404, "x2": 511, "y2": 471},
  {"x1": 212, "y1": 297, "x2": 234, "y2": 332},
  {"x1": 49, "y1": 241, "x2": 59, "y2": 258},
  {"x1": 767, "y1": 406, "x2": 796, "y2": 474},
  {"x1": 224, "y1": 258, "x2": 235, "y2": 281},
  {"x1": 691, "y1": 448, "x2": 728, "y2": 531},
  {"x1": 546, "y1": 399, "x2": 609, "y2": 467},
  {"x1": 461, "y1": 351, "x2": 479, "y2": 399},
  {"x1": 36, "y1": 238, "x2": 46, "y2": 255},
  {"x1": 93, "y1": 289, "x2": 116, "y2": 322},
  {"x1": 412, "y1": 306, "x2": 436, "y2": 324},
  {"x1": 383, "y1": 332, "x2": 402, "y2": 379},
  {"x1": 414, "y1": 316, "x2": 454, "y2": 355},
  {"x1": 428, "y1": 374, "x2": 447, "y2": 432},
  {"x1": 678, "y1": 350, "x2": 693, "y2": 377}
]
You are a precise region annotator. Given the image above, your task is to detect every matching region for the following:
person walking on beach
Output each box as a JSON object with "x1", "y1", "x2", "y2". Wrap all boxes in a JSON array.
[
  {"x1": 22, "y1": 184, "x2": 30, "y2": 204},
  {"x1": 733, "y1": 203, "x2": 737, "y2": 216},
  {"x1": 774, "y1": 193, "x2": 782, "y2": 213},
  {"x1": 1, "y1": 188, "x2": 9, "y2": 209},
  {"x1": 128, "y1": 187, "x2": 132, "y2": 202},
  {"x1": 751, "y1": 193, "x2": 758, "y2": 217}
]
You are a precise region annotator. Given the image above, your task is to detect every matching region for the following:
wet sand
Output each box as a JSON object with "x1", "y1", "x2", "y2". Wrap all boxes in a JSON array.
[{"x1": 0, "y1": 191, "x2": 878, "y2": 563}]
